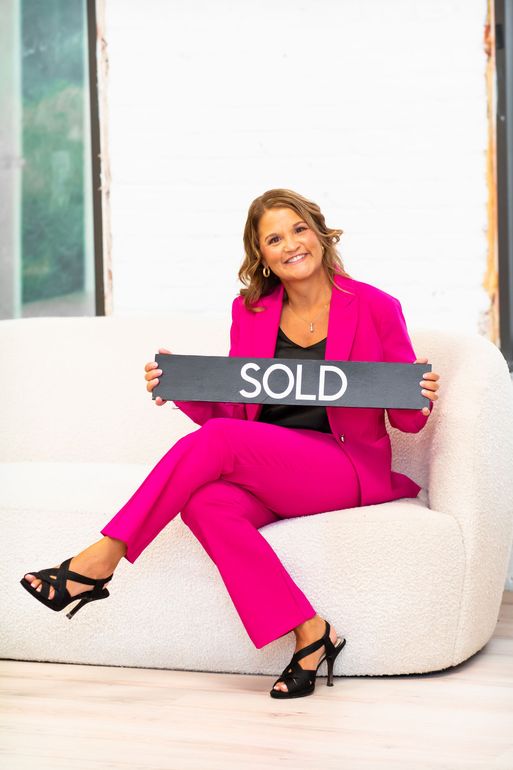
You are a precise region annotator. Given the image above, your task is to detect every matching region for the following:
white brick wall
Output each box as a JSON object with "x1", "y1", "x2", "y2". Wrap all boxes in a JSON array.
[
  {"x1": 103, "y1": 1, "x2": 513, "y2": 589},
  {"x1": 104, "y1": 0, "x2": 490, "y2": 333}
]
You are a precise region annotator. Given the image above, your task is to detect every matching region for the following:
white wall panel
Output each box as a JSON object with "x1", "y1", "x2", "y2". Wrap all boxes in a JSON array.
[{"x1": 104, "y1": 0, "x2": 489, "y2": 336}]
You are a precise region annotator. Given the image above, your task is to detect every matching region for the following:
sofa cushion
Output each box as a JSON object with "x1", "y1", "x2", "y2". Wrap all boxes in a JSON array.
[{"x1": 2, "y1": 462, "x2": 465, "y2": 675}]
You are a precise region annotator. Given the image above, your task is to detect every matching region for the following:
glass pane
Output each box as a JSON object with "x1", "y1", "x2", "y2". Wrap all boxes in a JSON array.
[{"x1": 0, "y1": 0, "x2": 95, "y2": 319}]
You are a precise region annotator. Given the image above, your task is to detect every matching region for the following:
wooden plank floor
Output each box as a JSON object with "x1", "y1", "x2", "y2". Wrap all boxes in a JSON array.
[{"x1": 2, "y1": 593, "x2": 513, "y2": 770}]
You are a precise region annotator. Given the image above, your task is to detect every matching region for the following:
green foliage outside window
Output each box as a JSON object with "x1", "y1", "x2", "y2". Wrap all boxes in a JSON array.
[{"x1": 21, "y1": 0, "x2": 86, "y2": 303}]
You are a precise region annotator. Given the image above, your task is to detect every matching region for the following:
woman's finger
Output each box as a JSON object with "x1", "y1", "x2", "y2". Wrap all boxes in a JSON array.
[
  {"x1": 144, "y1": 349, "x2": 171, "y2": 402},
  {"x1": 145, "y1": 365, "x2": 161, "y2": 379},
  {"x1": 420, "y1": 380, "x2": 439, "y2": 392},
  {"x1": 147, "y1": 378, "x2": 167, "y2": 404},
  {"x1": 145, "y1": 368, "x2": 162, "y2": 384},
  {"x1": 144, "y1": 348, "x2": 171, "y2": 373}
]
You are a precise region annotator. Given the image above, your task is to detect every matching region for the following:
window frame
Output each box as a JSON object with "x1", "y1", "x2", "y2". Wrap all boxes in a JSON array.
[
  {"x1": 495, "y1": 0, "x2": 513, "y2": 370},
  {"x1": 86, "y1": 0, "x2": 105, "y2": 316}
]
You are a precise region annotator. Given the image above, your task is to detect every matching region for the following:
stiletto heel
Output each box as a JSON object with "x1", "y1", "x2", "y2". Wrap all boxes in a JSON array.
[
  {"x1": 20, "y1": 556, "x2": 113, "y2": 618},
  {"x1": 66, "y1": 588, "x2": 110, "y2": 619},
  {"x1": 326, "y1": 658, "x2": 334, "y2": 686},
  {"x1": 270, "y1": 620, "x2": 347, "y2": 699},
  {"x1": 326, "y1": 637, "x2": 346, "y2": 686}
]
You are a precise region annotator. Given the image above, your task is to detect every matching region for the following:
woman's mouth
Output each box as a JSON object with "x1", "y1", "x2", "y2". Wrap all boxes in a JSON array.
[{"x1": 284, "y1": 253, "x2": 308, "y2": 265}]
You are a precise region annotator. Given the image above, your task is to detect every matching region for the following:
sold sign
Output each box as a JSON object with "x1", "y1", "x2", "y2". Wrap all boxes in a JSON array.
[{"x1": 152, "y1": 354, "x2": 431, "y2": 409}]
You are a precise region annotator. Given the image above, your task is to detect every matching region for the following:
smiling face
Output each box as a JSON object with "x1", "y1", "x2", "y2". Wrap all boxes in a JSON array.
[{"x1": 257, "y1": 207, "x2": 325, "y2": 286}]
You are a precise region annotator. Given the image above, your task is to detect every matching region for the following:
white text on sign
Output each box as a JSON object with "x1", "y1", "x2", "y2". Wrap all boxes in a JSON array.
[{"x1": 239, "y1": 362, "x2": 348, "y2": 401}]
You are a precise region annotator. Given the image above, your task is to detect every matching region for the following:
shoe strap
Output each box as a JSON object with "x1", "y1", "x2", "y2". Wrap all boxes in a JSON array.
[
  {"x1": 39, "y1": 580, "x2": 51, "y2": 600},
  {"x1": 273, "y1": 659, "x2": 316, "y2": 693},
  {"x1": 63, "y1": 569, "x2": 113, "y2": 586},
  {"x1": 31, "y1": 557, "x2": 113, "y2": 598},
  {"x1": 28, "y1": 565, "x2": 68, "y2": 599},
  {"x1": 291, "y1": 620, "x2": 331, "y2": 665}
]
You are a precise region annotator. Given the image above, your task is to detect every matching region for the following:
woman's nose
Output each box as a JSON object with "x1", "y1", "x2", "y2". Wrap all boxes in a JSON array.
[{"x1": 283, "y1": 236, "x2": 300, "y2": 252}]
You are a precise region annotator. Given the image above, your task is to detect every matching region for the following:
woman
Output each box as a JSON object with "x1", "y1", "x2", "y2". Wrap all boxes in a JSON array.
[{"x1": 20, "y1": 189, "x2": 440, "y2": 699}]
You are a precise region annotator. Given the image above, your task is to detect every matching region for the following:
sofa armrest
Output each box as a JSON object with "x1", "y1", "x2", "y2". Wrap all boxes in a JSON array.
[{"x1": 426, "y1": 337, "x2": 513, "y2": 650}]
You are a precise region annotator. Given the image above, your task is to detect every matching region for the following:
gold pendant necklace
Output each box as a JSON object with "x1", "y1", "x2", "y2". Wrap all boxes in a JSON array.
[{"x1": 285, "y1": 298, "x2": 330, "y2": 333}]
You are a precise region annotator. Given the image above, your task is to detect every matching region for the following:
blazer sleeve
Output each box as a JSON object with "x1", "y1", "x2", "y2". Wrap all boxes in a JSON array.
[
  {"x1": 378, "y1": 295, "x2": 434, "y2": 434},
  {"x1": 172, "y1": 296, "x2": 247, "y2": 426}
]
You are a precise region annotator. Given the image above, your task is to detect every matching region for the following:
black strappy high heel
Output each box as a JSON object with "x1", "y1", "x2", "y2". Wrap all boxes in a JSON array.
[
  {"x1": 20, "y1": 556, "x2": 113, "y2": 619},
  {"x1": 270, "y1": 620, "x2": 346, "y2": 699}
]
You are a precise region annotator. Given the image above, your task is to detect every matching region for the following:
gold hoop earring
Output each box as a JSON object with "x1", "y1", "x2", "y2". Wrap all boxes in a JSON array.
[{"x1": 262, "y1": 265, "x2": 270, "y2": 278}]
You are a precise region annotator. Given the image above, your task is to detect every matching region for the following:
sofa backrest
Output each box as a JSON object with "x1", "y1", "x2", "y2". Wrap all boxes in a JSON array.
[
  {"x1": 0, "y1": 313, "x2": 229, "y2": 466},
  {"x1": 1, "y1": 316, "x2": 510, "y2": 503}
]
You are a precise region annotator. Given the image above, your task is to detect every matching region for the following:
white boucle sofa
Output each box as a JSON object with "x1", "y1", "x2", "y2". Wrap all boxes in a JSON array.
[{"x1": 2, "y1": 313, "x2": 513, "y2": 678}]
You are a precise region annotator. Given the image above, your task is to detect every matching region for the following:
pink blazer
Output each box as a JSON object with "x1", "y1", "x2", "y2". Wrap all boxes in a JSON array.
[{"x1": 174, "y1": 272, "x2": 434, "y2": 507}]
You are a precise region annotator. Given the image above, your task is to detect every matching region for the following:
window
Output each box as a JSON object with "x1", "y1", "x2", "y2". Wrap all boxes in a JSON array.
[{"x1": 0, "y1": 0, "x2": 103, "y2": 319}]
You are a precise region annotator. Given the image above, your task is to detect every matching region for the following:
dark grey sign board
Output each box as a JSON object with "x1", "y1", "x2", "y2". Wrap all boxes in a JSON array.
[{"x1": 153, "y1": 354, "x2": 432, "y2": 409}]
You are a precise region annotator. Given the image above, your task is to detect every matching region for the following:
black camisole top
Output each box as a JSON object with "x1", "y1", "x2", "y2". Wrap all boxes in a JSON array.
[{"x1": 257, "y1": 327, "x2": 332, "y2": 433}]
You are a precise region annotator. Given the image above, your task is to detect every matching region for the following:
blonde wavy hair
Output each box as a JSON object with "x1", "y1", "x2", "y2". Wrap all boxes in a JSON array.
[{"x1": 238, "y1": 188, "x2": 352, "y2": 312}]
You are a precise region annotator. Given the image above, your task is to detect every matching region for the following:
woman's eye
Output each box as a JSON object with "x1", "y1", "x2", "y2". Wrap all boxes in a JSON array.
[
  {"x1": 268, "y1": 236, "x2": 279, "y2": 244},
  {"x1": 295, "y1": 226, "x2": 306, "y2": 233}
]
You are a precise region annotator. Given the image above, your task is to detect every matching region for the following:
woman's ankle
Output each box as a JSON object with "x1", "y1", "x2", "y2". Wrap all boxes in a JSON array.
[
  {"x1": 294, "y1": 613, "x2": 325, "y2": 641},
  {"x1": 101, "y1": 535, "x2": 127, "y2": 558},
  {"x1": 98, "y1": 537, "x2": 127, "y2": 571},
  {"x1": 75, "y1": 537, "x2": 127, "y2": 573}
]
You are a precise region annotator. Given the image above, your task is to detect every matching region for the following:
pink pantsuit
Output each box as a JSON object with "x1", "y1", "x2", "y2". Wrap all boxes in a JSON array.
[{"x1": 101, "y1": 273, "x2": 433, "y2": 649}]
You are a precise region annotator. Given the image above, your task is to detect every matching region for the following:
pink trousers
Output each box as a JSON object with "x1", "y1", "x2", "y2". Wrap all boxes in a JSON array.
[{"x1": 100, "y1": 417, "x2": 360, "y2": 649}]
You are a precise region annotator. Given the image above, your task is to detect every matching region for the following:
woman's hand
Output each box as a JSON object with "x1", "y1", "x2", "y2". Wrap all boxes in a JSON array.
[
  {"x1": 144, "y1": 347, "x2": 172, "y2": 405},
  {"x1": 415, "y1": 357, "x2": 440, "y2": 415}
]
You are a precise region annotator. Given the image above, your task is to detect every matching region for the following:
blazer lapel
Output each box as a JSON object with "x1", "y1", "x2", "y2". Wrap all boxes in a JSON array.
[
  {"x1": 325, "y1": 273, "x2": 359, "y2": 363},
  {"x1": 242, "y1": 273, "x2": 359, "y2": 421}
]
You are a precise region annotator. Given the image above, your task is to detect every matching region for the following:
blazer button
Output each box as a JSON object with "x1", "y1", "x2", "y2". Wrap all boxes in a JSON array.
[{"x1": 339, "y1": 434, "x2": 345, "y2": 442}]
